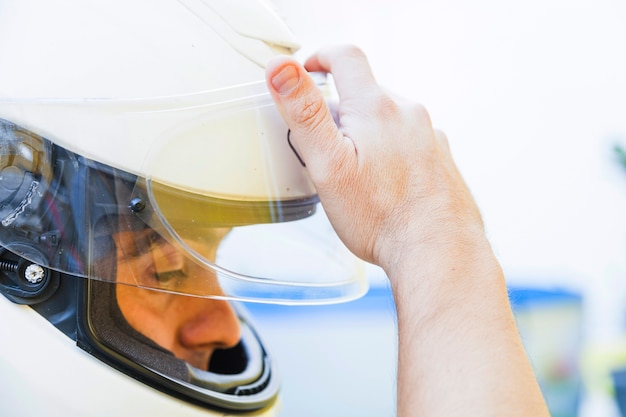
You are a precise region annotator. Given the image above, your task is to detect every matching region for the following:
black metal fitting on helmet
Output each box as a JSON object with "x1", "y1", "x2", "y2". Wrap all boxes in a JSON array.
[
  {"x1": 129, "y1": 197, "x2": 146, "y2": 213},
  {"x1": 0, "y1": 246, "x2": 60, "y2": 305}
]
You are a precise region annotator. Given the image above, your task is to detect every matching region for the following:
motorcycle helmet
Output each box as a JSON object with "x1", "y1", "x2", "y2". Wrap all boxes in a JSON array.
[{"x1": 0, "y1": 0, "x2": 367, "y2": 415}]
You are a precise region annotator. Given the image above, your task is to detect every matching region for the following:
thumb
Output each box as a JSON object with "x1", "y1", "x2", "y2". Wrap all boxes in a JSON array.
[{"x1": 265, "y1": 56, "x2": 350, "y2": 180}]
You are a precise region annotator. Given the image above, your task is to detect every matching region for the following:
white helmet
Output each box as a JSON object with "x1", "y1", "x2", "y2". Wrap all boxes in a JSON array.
[{"x1": 0, "y1": 0, "x2": 367, "y2": 415}]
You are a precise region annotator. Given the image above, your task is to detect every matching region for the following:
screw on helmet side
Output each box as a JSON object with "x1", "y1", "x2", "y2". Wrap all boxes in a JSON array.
[{"x1": 0, "y1": 248, "x2": 60, "y2": 305}]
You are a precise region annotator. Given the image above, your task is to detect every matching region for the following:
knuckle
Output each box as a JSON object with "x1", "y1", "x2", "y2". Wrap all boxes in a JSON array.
[
  {"x1": 435, "y1": 128, "x2": 449, "y2": 143},
  {"x1": 366, "y1": 92, "x2": 430, "y2": 126},
  {"x1": 369, "y1": 91, "x2": 400, "y2": 120},
  {"x1": 338, "y1": 44, "x2": 367, "y2": 61},
  {"x1": 407, "y1": 102, "x2": 431, "y2": 125},
  {"x1": 294, "y1": 95, "x2": 326, "y2": 131}
]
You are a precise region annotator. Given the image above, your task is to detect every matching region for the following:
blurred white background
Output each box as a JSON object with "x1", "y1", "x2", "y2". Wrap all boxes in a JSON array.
[
  {"x1": 273, "y1": 0, "x2": 626, "y2": 291},
  {"x1": 251, "y1": 1, "x2": 626, "y2": 416}
]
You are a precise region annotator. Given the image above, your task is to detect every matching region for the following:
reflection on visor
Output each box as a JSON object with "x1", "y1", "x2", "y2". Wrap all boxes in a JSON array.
[{"x1": 0, "y1": 114, "x2": 366, "y2": 304}]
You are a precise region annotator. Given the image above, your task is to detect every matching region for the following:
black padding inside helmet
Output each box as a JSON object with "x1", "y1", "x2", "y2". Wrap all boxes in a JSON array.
[{"x1": 89, "y1": 279, "x2": 192, "y2": 380}]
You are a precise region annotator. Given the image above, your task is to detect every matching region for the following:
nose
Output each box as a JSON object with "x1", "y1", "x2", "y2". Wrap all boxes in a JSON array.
[{"x1": 178, "y1": 297, "x2": 241, "y2": 351}]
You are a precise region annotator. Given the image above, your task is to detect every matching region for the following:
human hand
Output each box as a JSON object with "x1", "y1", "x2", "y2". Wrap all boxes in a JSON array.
[
  {"x1": 265, "y1": 46, "x2": 484, "y2": 273},
  {"x1": 266, "y1": 46, "x2": 550, "y2": 417}
]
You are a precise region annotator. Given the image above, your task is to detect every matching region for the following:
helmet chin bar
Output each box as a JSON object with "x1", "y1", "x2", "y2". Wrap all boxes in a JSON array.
[
  {"x1": 0, "y1": 265, "x2": 280, "y2": 412},
  {"x1": 82, "y1": 279, "x2": 279, "y2": 411}
]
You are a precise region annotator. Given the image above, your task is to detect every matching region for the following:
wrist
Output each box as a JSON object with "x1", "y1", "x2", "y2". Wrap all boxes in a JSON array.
[{"x1": 382, "y1": 223, "x2": 505, "y2": 312}]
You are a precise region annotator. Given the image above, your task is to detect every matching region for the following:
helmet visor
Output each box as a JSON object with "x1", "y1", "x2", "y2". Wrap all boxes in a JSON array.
[{"x1": 0, "y1": 80, "x2": 367, "y2": 304}]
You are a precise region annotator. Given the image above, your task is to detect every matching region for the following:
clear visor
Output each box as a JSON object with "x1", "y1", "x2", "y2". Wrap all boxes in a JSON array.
[{"x1": 0, "y1": 80, "x2": 366, "y2": 304}]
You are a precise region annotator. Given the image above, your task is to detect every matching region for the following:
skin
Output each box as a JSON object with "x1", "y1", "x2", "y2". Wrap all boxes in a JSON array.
[
  {"x1": 265, "y1": 45, "x2": 550, "y2": 417},
  {"x1": 114, "y1": 229, "x2": 241, "y2": 370}
]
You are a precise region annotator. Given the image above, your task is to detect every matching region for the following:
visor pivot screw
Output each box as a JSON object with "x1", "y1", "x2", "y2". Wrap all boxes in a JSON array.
[
  {"x1": 24, "y1": 263, "x2": 45, "y2": 284},
  {"x1": 129, "y1": 197, "x2": 146, "y2": 213},
  {"x1": 0, "y1": 259, "x2": 45, "y2": 284}
]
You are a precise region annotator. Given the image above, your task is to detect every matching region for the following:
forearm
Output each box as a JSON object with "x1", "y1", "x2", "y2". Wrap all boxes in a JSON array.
[{"x1": 387, "y1": 231, "x2": 549, "y2": 417}]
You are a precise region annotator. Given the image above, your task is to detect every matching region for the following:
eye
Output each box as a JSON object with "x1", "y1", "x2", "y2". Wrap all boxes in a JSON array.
[
  {"x1": 151, "y1": 268, "x2": 187, "y2": 285},
  {"x1": 146, "y1": 229, "x2": 169, "y2": 248},
  {"x1": 144, "y1": 234, "x2": 187, "y2": 286},
  {"x1": 116, "y1": 229, "x2": 166, "y2": 259}
]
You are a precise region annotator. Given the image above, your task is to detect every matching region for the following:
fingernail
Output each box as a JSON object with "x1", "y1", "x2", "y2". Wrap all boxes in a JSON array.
[{"x1": 271, "y1": 64, "x2": 300, "y2": 95}]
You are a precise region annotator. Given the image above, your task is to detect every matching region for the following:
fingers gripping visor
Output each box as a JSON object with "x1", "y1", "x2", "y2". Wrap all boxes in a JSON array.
[{"x1": 0, "y1": 83, "x2": 366, "y2": 304}]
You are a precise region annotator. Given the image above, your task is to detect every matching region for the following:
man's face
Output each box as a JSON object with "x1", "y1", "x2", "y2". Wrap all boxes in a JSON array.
[{"x1": 111, "y1": 228, "x2": 241, "y2": 370}]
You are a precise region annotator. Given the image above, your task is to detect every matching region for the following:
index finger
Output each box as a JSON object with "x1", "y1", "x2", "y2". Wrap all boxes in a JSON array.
[{"x1": 304, "y1": 45, "x2": 379, "y2": 100}]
